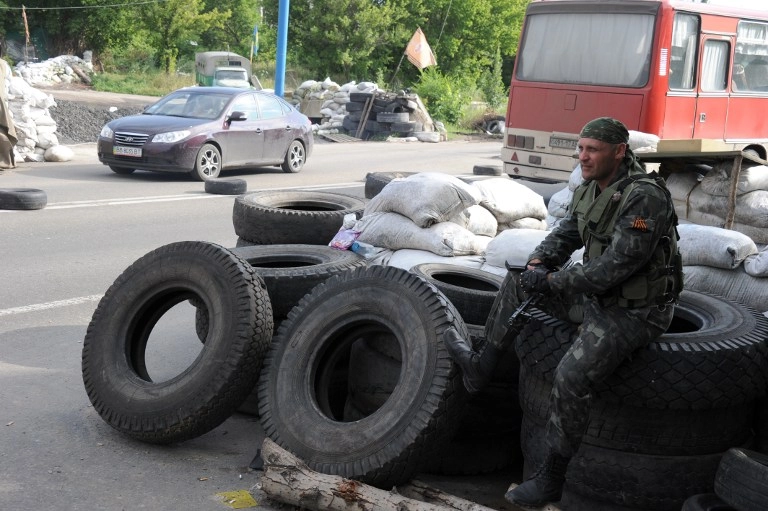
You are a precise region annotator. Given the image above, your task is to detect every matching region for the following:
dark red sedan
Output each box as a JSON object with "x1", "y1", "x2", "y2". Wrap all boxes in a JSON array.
[{"x1": 97, "y1": 86, "x2": 313, "y2": 180}]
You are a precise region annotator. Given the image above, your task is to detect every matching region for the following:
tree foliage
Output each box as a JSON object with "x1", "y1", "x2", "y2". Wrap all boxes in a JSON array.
[{"x1": 0, "y1": 0, "x2": 529, "y2": 87}]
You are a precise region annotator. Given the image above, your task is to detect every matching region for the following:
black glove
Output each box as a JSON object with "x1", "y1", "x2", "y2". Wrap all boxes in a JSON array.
[{"x1": 520, "y1": 265, "x2": 551, "y2": 294}]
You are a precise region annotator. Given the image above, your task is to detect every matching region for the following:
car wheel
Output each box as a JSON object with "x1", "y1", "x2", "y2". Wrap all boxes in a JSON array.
[
  {"x1": 81, "y1": 241, "x2": 273, "y2": 444},
  {"x1": 108, "y1": 165, "x2": 135, "y2": 175},
  {"x1": 191, "y1": 143, "x2": 221, "y2": 181},
  {"x1": 281, "y1": 140, "x2": 305, "y2": 173}
]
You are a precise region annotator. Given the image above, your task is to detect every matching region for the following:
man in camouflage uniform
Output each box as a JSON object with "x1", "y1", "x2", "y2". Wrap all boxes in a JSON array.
[{"x1": 444, "y1": 117, "x2": 683, "y2": 508}]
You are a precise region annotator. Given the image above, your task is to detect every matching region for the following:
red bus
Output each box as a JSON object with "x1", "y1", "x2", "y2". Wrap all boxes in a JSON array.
[{"x1": 502, "y1": 0, "x2": 768, "y2": 183}]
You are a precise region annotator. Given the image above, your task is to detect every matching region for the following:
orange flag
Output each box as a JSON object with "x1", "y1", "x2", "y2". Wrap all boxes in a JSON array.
[{"x1": 405, "y1": 28, "x2": 437, "y2": 70}]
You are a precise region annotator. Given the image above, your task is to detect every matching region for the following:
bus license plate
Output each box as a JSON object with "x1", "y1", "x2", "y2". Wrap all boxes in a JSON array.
[
  {"x1": 549, "y1": 137, "x2": 577, "y2": 150},
  {"x1": 113, "y1": 146, "x2": 142, "y2": 157}
]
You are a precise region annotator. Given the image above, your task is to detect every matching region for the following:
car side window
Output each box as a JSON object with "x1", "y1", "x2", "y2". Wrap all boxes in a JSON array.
[
  {"x1": 230, "y1": 94, "x2": 259, "y2": 121},
  {"x1": 256, "y1": 94, "x2": 284, "y2": 120}
]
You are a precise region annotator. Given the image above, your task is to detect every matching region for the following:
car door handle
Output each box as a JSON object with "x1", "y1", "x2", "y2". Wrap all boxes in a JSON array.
[
  {"x1": 285, "y1": 126, "x2": 292, "y2": 131},
  {"x1": 254, "y1": 128, "x2": 263, "y2": 134}
]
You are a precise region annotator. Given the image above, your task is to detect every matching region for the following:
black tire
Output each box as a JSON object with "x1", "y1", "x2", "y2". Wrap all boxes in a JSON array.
[
  {"x1": 363, "y1": 171, "x2": 418, "y2": 199},
  {"x1": 108, "y1": 165, "x2": 135, "y2": 175},
  {"x1": 410, "y1": 263, "x2": 504, "y2": 326},
  {"x1": 232, "y1": 190, "x2": 367, "y2": 245},
  {"x1": 349, "y1": 91, "x2": 374, "y2": 103},
  {"x1": 377, "y1": 112, "x2": 410, "y2": 123},
  {"x1": 0, "y1": 188, "x2": 47, "y2": 210},
  {"x1": 391, "y1": 121, "x2": 423, "y2": 133},
  {"x1": 204, "y1": 178, "x2": 247, "y2": 195},
  {"x1": 190, "y1": 143, "x2": 221, "y2": 181},
  {"x1": 516, "y1": 291, "x2": 768, "y2": 409},
  {"x1": 473, "y1": 164, "x2": 503, "y2": 176},
  {"x1": 681, "y1": 494, "x2": 737, "y2": 511},
  {"x1": 230, "y1": 244, "x2": 367, "y2": 319},
  {"x1": 345, "y1": 101, "x2": 364, "y2": 112},
  {"x1": 257, "y1": 265, "x2": 468, "y2": 489},
  {"x1": 519, "y1": 369, "x2": 753, "y2": 456},
  {"x1": 281, "y1": 140, "x2": 306, "y2": 173},
  {"x1": 715, "y1": 448, "x2": 768, "y2": 511},
  {"x1": 521, "y1": 414, "x2": 725, "y2": 511},
  {"x1": 81, "y1": 241, "x2": 273, "y2": 444}
]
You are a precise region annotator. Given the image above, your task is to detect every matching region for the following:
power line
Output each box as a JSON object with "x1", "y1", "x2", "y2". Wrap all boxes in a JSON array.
[{"x1": 0, "y1": 0, "x2": 169, "y2": 10}]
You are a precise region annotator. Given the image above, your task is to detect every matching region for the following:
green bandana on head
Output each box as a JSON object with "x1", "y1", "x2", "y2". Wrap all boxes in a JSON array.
[{"x1": 579, "y1": 117, "x2": 629, "y2": 145}]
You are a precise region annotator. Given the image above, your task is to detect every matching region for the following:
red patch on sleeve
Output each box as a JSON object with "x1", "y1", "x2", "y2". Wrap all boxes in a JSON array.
[{"x1": 631, "y1": 216, "x2": 648, "y2": 232}]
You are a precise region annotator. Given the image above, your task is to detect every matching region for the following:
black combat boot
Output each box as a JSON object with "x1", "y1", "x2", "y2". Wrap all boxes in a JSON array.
[
  {"x1": 504, "y1": 451, "x2": 570, "y2": 508},
  {"x1": 442, "y1": 327, "x2": 502, "y2": 394}
]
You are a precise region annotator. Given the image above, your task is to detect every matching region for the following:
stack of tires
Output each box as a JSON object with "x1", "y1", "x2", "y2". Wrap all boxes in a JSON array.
[
  {"x1": 342, "y1": 91, "x2": 429, "y2": 139},
  {"x1": 514, "y1": 291, "x2": 768, "y2": 510}
]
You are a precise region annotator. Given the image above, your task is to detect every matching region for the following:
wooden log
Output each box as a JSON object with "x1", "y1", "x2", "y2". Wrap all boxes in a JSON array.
[
  {"x1": 71, "y1": 65, "x2": 92, "y2": 85},
  {"x1": 398, "y1": 480, "x2": 498, "y2": 511},
  {"x1": 260, "y1": 438, "x2": 453, "y2": 511}
]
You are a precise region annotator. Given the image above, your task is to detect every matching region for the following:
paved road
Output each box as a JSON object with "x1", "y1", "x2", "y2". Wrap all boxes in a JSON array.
[{"x1": 0, "y1": 138, "x2": 538, "y2": 511}]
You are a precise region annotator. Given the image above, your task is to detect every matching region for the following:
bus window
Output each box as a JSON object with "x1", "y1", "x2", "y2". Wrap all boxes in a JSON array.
[
  {"x1": 670, "y1": 13, "x2": 699, "y2": 90},
  {"x1": 516, "y1": 12, "x2": 654, "y2": 87},
  {"x1": 701, "y1": 40, "x2": 729, "y2": 92},
  {"x1": 736, "y1": 21, "x2": 768, "y2": 91}
]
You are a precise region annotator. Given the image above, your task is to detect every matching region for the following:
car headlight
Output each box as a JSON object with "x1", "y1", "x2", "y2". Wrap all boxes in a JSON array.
[
  {"x1": 152, "y1": 130, "x2": 191, "y2": 143},
  {"x1": 99, "y1": 125, "x2": 114, "y2": 138}
]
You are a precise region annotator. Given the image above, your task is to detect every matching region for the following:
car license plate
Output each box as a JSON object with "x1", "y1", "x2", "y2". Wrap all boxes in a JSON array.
[
  {"x1": 549, "y1": 137, "x2": 578, "y2": 150},
  {"x1": 113, "y1": 146, "x2": 142, "y2": 157}
]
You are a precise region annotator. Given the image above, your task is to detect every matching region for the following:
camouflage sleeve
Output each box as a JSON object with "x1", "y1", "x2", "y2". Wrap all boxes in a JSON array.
[
  {"x1": 528, "y1": 212, "x2": 584, "y2": 268},
  {"x1": 548, "y1": 183, "x2": 672, "y2": 295}
]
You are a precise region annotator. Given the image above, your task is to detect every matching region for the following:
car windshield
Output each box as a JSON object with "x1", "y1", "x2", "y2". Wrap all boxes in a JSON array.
[{"x1": 144, "y1": 92, "x2": 231, "y2": 120}]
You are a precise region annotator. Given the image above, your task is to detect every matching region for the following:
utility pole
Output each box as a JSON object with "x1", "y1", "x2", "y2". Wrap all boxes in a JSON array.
[{"x1": 275, "y1": 0, "x2": 289, "y2": 97}]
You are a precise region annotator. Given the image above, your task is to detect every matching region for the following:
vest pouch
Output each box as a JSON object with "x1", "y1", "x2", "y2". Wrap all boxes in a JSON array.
[{"x1": 619, "y1": 273, "x2": 649, "y2": 301}]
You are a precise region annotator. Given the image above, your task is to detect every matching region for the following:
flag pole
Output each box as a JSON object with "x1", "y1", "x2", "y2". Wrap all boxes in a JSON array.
[{"x1": 388, "y1": 52, "x2": 406, "y2": 89}]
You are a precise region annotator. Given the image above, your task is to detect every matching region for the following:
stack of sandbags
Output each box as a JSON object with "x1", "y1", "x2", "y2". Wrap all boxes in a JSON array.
[
  {"x1": 292, "y1": 79, "x2": 379, "y2": 134},
  {"x1": 472, "y1": 177, "x2": 548, "y2": 232},
  {"x1": 546, "y1": 165, "x2": 582, "y2": 229},
  {"x1": 354, "y1": 173, "x2": 488, "y2": 261},
  {"x1": 14, "y1": 54, "x2": 93, "y2": 87},
  {"x1": 677, "y1": 223, "x2": 768, "y2": 314},
  {"x1": 668, "y1": 164, "x2": 768, "y2": 244}
]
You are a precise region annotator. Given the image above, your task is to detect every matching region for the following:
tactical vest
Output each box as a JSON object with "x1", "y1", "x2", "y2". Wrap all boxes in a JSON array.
[{"x1": 570, "y1": 171, "x2": 683, "y2": 308}]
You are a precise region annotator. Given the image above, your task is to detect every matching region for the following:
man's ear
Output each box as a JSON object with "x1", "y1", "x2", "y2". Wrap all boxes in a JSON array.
[{"x1": 616, "y1": 142, "x2": 627, "y2": 160}]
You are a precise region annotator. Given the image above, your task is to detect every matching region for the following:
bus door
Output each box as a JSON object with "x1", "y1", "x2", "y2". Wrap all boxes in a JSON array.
[
  {"x1": 693, "y1": 35, "x2": 731, "y2": 140},
  {"x1": 726, "y1": 20, "x2": 768, "y2": 140},
  {"x1": 665, "y1": 12, "x2": 698, "y2": 139}
]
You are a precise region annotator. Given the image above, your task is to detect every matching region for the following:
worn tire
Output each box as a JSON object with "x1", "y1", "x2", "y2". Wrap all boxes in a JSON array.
[
  {"x1": 204, "y1": 178, "x2": 247, "y2": 195},
  {"x1": 364, "y1": 171, "x2": 418, "y2": 199},
  {"x1": 714, "y1": 448, "x2": 768, "y2": 511},
  {"x1": 0, "y1": 188, "x2": 47, "y2": 210},
  {"x1": 681, "y1": 494, "x2": 737, "y2": 511},
  {"x1": 81, "y1": 241, "x2": 273, "y2": 444},
  {"x1": 519, "y1": 369, "x2": 753, "y2": 456},
  {"x1": 473, "y1": 164, "x2": 503, "y2": 176},
  {"x1": 257, "y1": 265, "x2": 468, "y2": 489},
  {"x1": 516, "y1": 291, "x2": 768, "y2": 409},
  {"x1": 233, "y1": 190, "x2": 366, "y2": 245},
  {"x1": 230, "y1": 244, "x2": 367, "y2": 319},
  {"x1": 109, "y1": 165, "x2": 135, "y2": 175},
  {"x1": 410, "y1": 263, "x2": 504, "y2": 326}
]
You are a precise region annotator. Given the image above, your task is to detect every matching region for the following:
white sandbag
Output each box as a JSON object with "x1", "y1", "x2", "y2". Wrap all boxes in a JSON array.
[
  {"x1": 689, "y1": 187, "x2": 768, "y2": 228},
  {"x1": 364, "y1": 172, "x2": 482, "y2": 227},
  {"x1": 700, "y1": 164, "x2": 768, "y2": 196},
  {"x1": 448, "y1": 204, "x2": 498, "y2": 237},
  {"x1": 387, "y1": 249, "x2": 484, "y2": 270},
  {"x1": 480, "y1": 262, "x2": 509, "y2": 277},
  {"x1": 472, "y1": 178, "x2": 548, "y2": 224},
  {"x1": 685, "y1": 210, "x2": 768, "y2": 244},
  {"x1": 44, "y1": 144, "x2": 74, "y2": 162},
  {"x1": 569, "y1": 165, "x2": 585, "y2": 192},
  {"x1": 666, "y1": 171, "x2": 702, "y2": 203},
  {"x1": 498, "y1": 217, "x2": 549, "y2": 232},
  {"x1": 677, "y1": 223, "x2": 757, "y2": 269},
  {"x1": 355, "y1": 212, "x2": 481, "y2": 256},
  {"x1": 628, "y1": 130, "x2": 659, "y2": 151},
  {"x1": 548, "y1": 186, "x2": 572, "y2": 219},
  {"x1": 744, "y1": 245, "x2": 768, "y2": 277},
  {"x1": 474, "y1": 235, "x2": 493, "y2": 255},
  {"x1": 683, "y1": 265, "x2": 768, "y2": 314},
  {"x1": 484, "y1": 228, "x2": 550, "y2": 268}
]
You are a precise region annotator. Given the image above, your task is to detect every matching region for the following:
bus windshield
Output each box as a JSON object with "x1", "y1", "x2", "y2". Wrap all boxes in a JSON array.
[{"x1": 516, "y1": 12, "x2": 655, "y2": 87}]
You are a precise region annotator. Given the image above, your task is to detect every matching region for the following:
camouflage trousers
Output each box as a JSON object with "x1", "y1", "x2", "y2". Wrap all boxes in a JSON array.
[{"x1": 485, "y1": 271, "x2": 674, "y2": 458}]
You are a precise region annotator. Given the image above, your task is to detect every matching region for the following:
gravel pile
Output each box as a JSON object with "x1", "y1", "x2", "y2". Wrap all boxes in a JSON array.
[{"x1": 48, "y1": 99, "x2": 144, "y2": 145}]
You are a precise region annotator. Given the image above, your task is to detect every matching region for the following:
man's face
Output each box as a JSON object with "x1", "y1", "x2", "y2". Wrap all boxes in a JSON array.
[{"x1": 577, "y1": 137, "x2": 626, "y2": 186}]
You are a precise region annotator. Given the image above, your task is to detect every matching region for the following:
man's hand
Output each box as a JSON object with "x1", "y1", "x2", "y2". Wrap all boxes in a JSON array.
[{"x1": 520, "y1": 265, "x2": 551, "y2": 294}]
